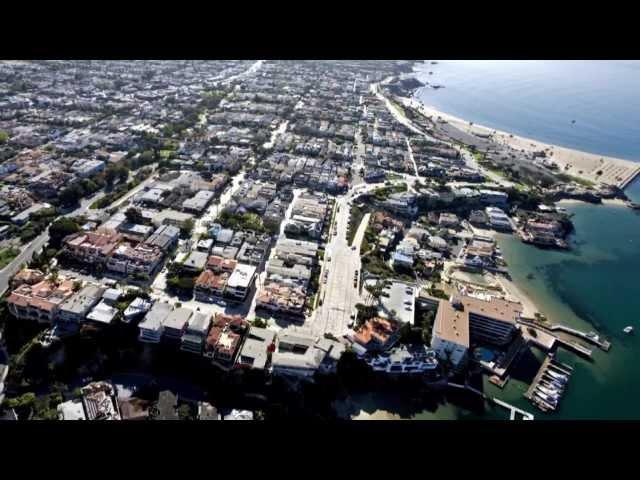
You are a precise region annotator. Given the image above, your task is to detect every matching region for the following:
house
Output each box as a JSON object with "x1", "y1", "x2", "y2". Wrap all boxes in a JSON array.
[
  {"x1": 222, "y1": 409, "x2": 254, "y2": 420},
  {"x1": 106, "y1": 243, "x2": 164, "y2": 276},
  {"x1": 485, "y1": 207, "x2": 512, "y2": 231},
  {"x1": 479, "y1": 189, "x2": 508, "y2": 206},
  {"x1": 86, "y1": 300, "x2": 119, "y2": 325},
  {"x1": 215, "y1": 228, "x2": 234, "y2": 245},
  {"x1": 101, "y1": 288, "x2": 123, "y2": 305},
  {"x1": 428, "y1": 235, "x2": 448, "y2": 251},
  {"x1": 70, "y1": 159, "x2": 105, "y2": 178},
  {"x1": 198, "y1": 402, "x2": 221, "y2": 420},
  {"x1": 469, "y1": 210, "x2": 488, "y2": 226},
  {"x1": 350, "y1": 317, "x2": 401, "y2": 352},
  {"x1": 10, "y1": 202, "x2": 53, "y2": 226},
  {"x1": 122, "y1": 297, "x2": 153, "y2": 323},
  {"x1": 182, "y1": 251, "x2": 209, "y2": 272},
  {"x1": 152, "y1": 390, "x2": 179, "y2": 420},
  {"x1": 204, "y1": 314, "x2": 249, "y2": 370},
  {"x1": 236, "y1": 326, "x2": 276, "y2": 370},
  {"x1": 180, "y1": 312, "x2": 212, "y2": 355},
  {"x1": 119, "y1": 397, "x2": 151, "y2": 421},
  {"x1": 118, "y1": 223, "x2": 153, "y2": 243},
  {"x1": 57, "y1": 284, "x2": 106, "y2": 323},
  {"x1": 138, "y1": 302, "x2": 173, "y2": 343},
  {"x1": 182, "y1": 190, "x2": 215, "y2": 213},
  {"x1": 225, "y1": 263, "x2": 257, "y2": 301},
  {"x1": 438, "y1": 213, "x2": 460, "y2": 228},
  {"x1": 381, "y1": 193, "x2": 418, "y2": 217},
  {"x1": 57, "y1": 399, "x2": 86, "y2": 420},
  {"x1": 194, "y1": 269, "x2": 229, "y2": 302},
  {"x1": 80, "y1": 381, "x2": 121, "y2": 420},
  {"x1": 145, "y1": 224, "x2": 180, "y2": 251},
  {"x1": 271, "y1": 332, "x2": 344, "y2": 379},
  {"x1": 367, "y1": 344, "x2": 438, "y2": 375},
  {"x1": 10, "y1": 268, "x2": 45, "y2": 289},
  {"x1": 255, "y1": 282, "x2": 306, "y2": 316},
  {"x1": 196, "y1": 238, "x2": 214, "y2": 253},
  {"x1": 162, "y1": 307, "x2": 193, "y2": 342},
  {"x1": 151, "y1": 209, "x2": 194, "y2": 229}
]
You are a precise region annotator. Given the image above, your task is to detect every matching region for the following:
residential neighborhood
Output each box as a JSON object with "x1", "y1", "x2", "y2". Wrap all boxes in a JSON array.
[{"x1": 0, "y1": 60, "x2": 617, "y2": 421}]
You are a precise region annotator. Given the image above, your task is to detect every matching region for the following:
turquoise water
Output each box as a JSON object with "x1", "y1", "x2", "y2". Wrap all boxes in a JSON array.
[{"x1": 414, "y1": 61, "x2": 640, "y2": 161}]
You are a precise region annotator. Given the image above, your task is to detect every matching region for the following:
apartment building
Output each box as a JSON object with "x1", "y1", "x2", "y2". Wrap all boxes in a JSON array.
[
  {"x1": 106, "y1": 243, "x2": 164, "y2": 276},
  {"x1": 62, "y1": 230, "x2": 123, "y2": 265},
  {"x1": 255, "y1": 281, "x2": 306, "y2": 316},
  {"x1": 7, "y1": 278, "x2": 76, "y2": 323},
  {"x1": 431, "y1": 295, "x2": 523, "y2": 368}
]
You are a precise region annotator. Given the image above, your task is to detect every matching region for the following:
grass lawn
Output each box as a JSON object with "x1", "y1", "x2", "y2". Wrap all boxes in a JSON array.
[{"x1": 0, "y1": 246, "x2": 20, "y2": 269}]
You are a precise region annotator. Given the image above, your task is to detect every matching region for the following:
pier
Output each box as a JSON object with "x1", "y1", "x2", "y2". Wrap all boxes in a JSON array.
[
  {"x1": 448, "y1": 382, "x2": 535, "y2": 420},
  {"x1": 547, "y1": 324, "x2": 611, "y2": 351},
  {"x1": 518, "y1": 318, "x2": 606, "y2": 357}
]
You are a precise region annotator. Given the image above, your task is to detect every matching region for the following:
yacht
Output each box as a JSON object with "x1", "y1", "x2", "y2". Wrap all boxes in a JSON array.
[{"x1": 623, "y1": 326, "x2": 634, "y2": 334}]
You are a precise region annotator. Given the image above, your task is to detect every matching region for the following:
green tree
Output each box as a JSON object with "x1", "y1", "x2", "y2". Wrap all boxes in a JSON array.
[
  {"x1": 180, "y1": 218, "x2": 195, "y2": 238},
  {"x1": 125, "y1": 207, "x2": 144, "y2": 224},
  {"x1": 0, "y1": 130, "x2": 9, "y2": 144},
  {"x1": 49, "y1": 217, "x2": 80, "y2": 248}
]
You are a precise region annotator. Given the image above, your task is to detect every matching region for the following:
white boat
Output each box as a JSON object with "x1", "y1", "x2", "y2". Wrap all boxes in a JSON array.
[
  {"x1": 537, "y1": 385, "x2": 560, "y2": 397},
  {"x1": 623, "y1": 326, "x2": 634, "y2": 334},
  {"x1": 534, "y1": 391, "x2": 558, "y2": 405},
  {"x1": 546, "y1": 370, "x2": 568, "y2": 382}
]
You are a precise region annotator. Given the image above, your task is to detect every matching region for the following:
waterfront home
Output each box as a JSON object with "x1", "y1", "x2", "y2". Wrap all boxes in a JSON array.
[
  {"x1": 236, "y1": 326, "x2": 276, "y2": 371},
  {"x1": 138, "y1": 302, "x2": 173, "y2": 343},
  {"x1": 57, "y1": 284, "x2": 106, "y2": 323},
  {"x1": 180, "y1": 312, "x2": 212, "y2": 355},
  {"x1": 204, "y1": 314, "x2": 249, "y2": 370},
  {"x1": 349, "y1": 317, "x2": 401, "y2": 353},
  {"x1": 162, "y1": 307, "x2": 193, "y2": 343},
  {"x1": 367, "y1": 345, "x2": 439, "y2": 374}
]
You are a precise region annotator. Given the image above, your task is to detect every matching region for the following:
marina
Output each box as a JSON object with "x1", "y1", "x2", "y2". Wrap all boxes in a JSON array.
[{"x1": 524, "y1": 355, "x2": 573, "y2": 412}]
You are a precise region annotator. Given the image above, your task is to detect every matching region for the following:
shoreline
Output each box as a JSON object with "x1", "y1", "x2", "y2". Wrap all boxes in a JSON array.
[{"x1": 400, "y1": 95, "x2": 640, "y2": 191}]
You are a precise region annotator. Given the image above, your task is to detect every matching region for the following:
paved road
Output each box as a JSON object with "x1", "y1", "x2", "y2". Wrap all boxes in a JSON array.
[{"x1": 405, "y1": 137, "x2": 420, "y2": 177}]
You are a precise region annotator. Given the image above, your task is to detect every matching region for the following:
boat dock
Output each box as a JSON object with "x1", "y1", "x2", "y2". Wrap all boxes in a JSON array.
[{"x1": 524, "y1": 354, "x2": 573, "y2": 412}]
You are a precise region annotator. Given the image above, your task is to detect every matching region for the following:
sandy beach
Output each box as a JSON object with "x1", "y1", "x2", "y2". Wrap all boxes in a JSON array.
[{"x1": 400, "y1": 97, "x2": 640, "y2": 190}]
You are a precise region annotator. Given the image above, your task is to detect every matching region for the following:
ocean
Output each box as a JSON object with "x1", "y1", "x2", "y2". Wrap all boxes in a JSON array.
[
  {"x1": 413, "y1": 60, "x2": 640, "y2": 161},
  {"x1": 343, "y1": 61, "x2": 640, "y2": 420}
]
